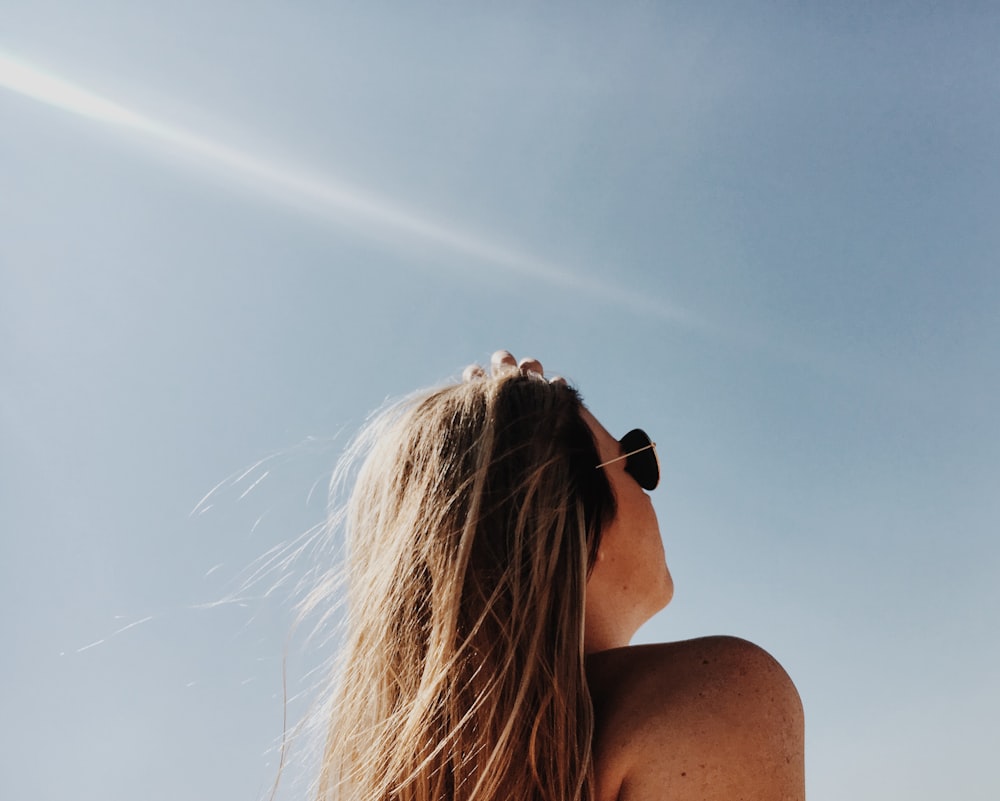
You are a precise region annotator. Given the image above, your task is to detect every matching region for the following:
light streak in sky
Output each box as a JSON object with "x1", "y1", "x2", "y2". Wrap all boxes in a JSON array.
[
  {"x1": 0, "y1": 50, "x2": 702, "y2": 327},
  {"x1": 112, "y1": 615, "x2": 154, "y2": 636},
  {"x1": 0, "y1": 51, "x2": 154, "y2": 129}
]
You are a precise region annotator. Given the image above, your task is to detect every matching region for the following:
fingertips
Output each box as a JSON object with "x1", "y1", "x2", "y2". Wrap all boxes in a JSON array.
[
  {"x1": 518, "y1": 357, "x2": 543, "y2": 376},
  {"x1": 490, "y1": 350, "x2": 518, "y2": 377}
]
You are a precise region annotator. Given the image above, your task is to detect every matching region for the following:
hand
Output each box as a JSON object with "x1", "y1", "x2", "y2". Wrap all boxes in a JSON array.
[{"x1": 462, "y1": 350, "x2": 566, "y2": 386}]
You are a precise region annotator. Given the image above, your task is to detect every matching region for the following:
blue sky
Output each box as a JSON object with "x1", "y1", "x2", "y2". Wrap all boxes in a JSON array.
[{"x1": 2, "y1": 3, "x2": 998, "y2": 799}]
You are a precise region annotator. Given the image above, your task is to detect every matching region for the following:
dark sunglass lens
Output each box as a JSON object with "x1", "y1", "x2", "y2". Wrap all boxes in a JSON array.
[{"x1": 619, "y1": 429, "x2": 659, "y2": 491}]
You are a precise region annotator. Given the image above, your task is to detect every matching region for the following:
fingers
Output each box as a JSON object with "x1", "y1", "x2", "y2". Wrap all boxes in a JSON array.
[
  {"x1": 461, "y1": 350, "x2": 562, "y2": 385},
  {"x1": 494, "y1": 351, "x2": 543, "y2": 378},
  {"x1": 490, "y1": 350, "x2": 518, "y2": 377},
  {"x1": 518, "y1": 357, "x2": 543, "y2": 376}
]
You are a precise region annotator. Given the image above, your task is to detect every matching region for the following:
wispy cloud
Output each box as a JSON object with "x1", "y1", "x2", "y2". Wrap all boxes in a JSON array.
[{"x1": 0, "y1": 50, "x2": 702, "y2": 328}]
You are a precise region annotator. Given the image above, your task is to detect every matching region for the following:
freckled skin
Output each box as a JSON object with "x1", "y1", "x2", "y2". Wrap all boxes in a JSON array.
[
  {"x1": 587, "y1": 638, "x2": 805, "y2": 801},
  {"x1": 582, "y1": 410, "x2": 805, "y2": 801}
]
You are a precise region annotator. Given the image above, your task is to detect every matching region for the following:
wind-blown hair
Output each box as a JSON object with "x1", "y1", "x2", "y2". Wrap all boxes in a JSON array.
[{"x1": 314, "y1": 371, "x2": 616, "y2": 801}]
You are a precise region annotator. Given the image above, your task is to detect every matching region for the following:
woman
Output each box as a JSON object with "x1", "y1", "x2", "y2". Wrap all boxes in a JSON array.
[{"x1": 312, "y1": 350, "x2": 803, "y2": 801}]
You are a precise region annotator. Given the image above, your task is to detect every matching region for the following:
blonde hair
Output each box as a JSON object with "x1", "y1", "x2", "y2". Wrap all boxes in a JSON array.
[{"x1": 312, "y1": 371, "x2": 615, "y2": 801}]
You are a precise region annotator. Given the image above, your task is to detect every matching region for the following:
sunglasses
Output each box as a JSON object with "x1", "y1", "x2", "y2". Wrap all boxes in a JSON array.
[{"x1": 595, "y1": 428, "x2": 660, "y2": 490}]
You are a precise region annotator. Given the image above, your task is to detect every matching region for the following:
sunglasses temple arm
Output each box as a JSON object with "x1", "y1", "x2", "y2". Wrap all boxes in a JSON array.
[{"x1": 595, "y1": 443, "x2": 655, "y2": 470}]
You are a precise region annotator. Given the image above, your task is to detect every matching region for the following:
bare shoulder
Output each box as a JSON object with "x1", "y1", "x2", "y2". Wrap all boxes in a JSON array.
[{"x1": 587, "y1": 636, "x2": 804, "y2": 801}]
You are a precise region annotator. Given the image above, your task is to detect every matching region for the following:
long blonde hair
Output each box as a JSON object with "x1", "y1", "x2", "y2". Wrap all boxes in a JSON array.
[{"x1": 313, "y1": 371, "x2": 615, "y2": 801}]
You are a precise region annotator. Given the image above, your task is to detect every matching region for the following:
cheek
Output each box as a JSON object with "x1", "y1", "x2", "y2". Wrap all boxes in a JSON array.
[
  {"x1": 600, "y1": 507, "x2": 662, "y2": 586},
  {"x1": 630, "y1": 495, "x2": 662, "y2": 555}
]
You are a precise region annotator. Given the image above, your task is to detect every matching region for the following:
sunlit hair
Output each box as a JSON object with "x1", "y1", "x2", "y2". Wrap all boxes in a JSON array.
[{"x1": 311, "y1": 371, "x2": 616, "y2": 801}]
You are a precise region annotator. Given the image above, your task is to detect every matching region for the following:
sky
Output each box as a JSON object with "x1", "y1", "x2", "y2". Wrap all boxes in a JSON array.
[{"x1": 1, "y1": 2, "x2": 998, "y2": 799}]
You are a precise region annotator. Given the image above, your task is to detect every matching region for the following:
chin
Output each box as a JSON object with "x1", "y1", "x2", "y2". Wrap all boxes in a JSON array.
[
  {"x1": 636, "y1": 575, "x2": 673, "y2": 630},
  {"x1": 657, "y1": 570, "x2": 674, "y2": 611}
]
